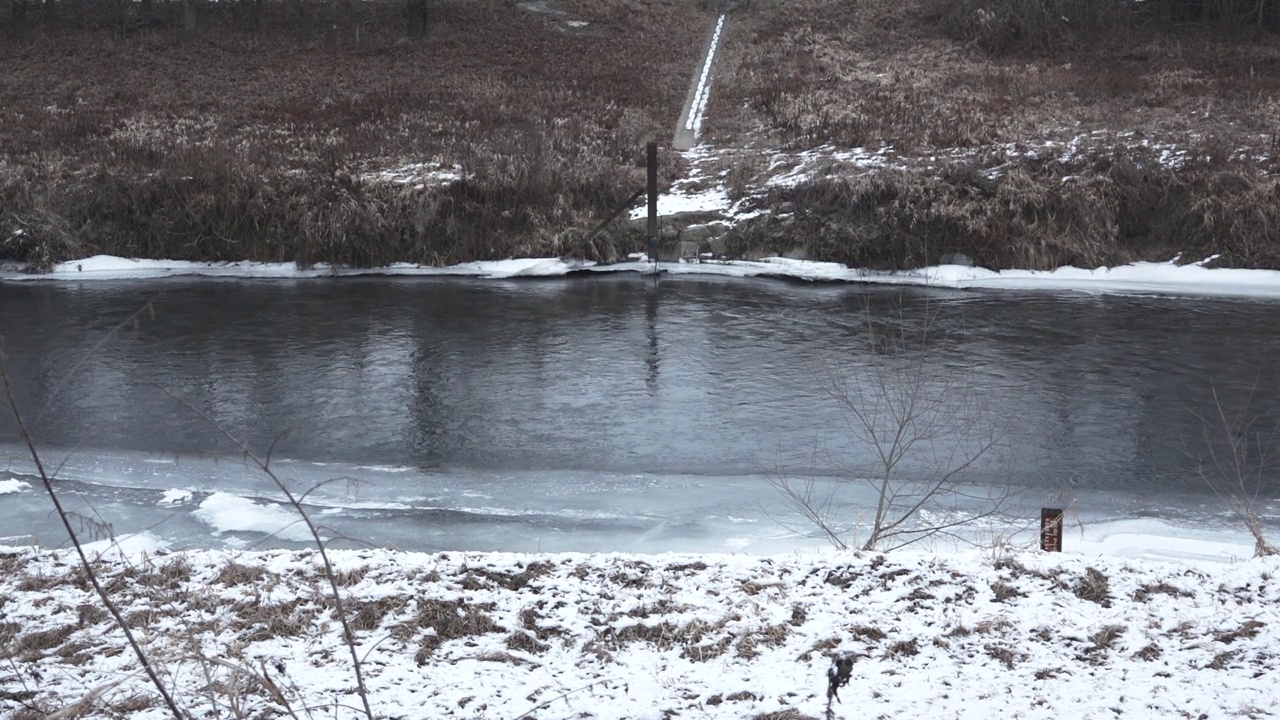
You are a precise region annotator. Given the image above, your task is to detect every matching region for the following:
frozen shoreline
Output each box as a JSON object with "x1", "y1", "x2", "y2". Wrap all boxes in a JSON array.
[{"x1": 3, "y1": 253, "x2": 1280, "y2": 300}]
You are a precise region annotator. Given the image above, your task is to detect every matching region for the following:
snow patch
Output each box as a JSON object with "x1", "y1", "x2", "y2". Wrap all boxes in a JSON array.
[
  {"x1": 158, "y1": 488, "x2": 194, "y2": 506},
  {"x1": 0, "y1": 478, "x2": 31, "y2": 495},
  {"x1": 685, "y1": 14, "x2": 726, "y2": 136},
  {"x1": 80, "y1": 531, "x2": 170, "y2": 561},
  {"x1": 193, "y1": 491, "x2": 317, "y2": 543},
  {"x1": 363, "y1": 161, "x2": 465, "y2": 187}
]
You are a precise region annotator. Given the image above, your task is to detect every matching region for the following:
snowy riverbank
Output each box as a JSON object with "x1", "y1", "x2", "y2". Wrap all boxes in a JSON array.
[
  {"x1": 4, "y1": 254, "x2": 1280, "y2": 300},
  {"x1": 1, "y1": 545, "x2": 1276, "y2": 719}
]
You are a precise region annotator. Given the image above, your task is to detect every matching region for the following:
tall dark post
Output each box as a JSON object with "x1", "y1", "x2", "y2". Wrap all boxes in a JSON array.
[
  {"x1": 1040, "y1": 508, "x2": 1064, "y2": 552},
  {"x1": 182, "y1": 0, "x2": 197, "y2": 35},
  {"x1": 647, "y1": 141, "x2": 658, "y2": 261},
  {"x1": 407, "y1": 0, "x2": 425, "y2": 39}
]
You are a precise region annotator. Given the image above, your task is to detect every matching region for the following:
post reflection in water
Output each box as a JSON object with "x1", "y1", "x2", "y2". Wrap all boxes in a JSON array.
[
  {"x1": 0, "y1": 277, "x2": 1278, "y2": 495},
  {"x1": 645, "y1": 279, "x2": 660, "y2": 396}
]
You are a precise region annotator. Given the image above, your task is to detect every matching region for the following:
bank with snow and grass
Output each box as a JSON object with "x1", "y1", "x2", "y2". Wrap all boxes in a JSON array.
[
  {"x1": 1, "y1": 545, "x2": 1276, "y2": 719},
  {"x1": 5, "y1": 0, "x2": 1280, "y2": 274}
]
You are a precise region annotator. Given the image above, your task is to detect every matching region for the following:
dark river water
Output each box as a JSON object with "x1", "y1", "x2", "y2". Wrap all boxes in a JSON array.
[{"x1": 1, "y1": 275, "x2": 1279, "y2": 555}]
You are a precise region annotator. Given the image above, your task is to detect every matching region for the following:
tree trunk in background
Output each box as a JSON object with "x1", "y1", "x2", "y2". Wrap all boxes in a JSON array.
[
  {"x1": 182, "y1": 0, "x2": 196, "y2": 34},
  {"x1": 408, "y1": 0, "x2": 425, "y2": 39},
  {"x1": 293, "y1": 0, "x2": 312, "y2": 42},
  {"x1": 247, "y1": 0, "x2": 262, "y2": 32},
  {"x1": 9, "y1": 0, "x2": 29, "y2": 37}
]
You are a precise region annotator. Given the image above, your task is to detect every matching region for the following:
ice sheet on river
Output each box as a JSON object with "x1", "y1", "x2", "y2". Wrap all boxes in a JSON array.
[{"x1": 0, "y1": 450, "x2": 1273, "y2": 565}]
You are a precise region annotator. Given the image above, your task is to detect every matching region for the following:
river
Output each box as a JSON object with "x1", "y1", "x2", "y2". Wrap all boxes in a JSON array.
[{"x1": 1, "y1": 275, "x2": 1278, "y2": 557}]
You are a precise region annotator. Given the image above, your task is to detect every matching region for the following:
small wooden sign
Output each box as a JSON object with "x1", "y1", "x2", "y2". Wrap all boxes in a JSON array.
[{"x1": 1040, "y1": 508, "x2": 1064, "y2": 552}]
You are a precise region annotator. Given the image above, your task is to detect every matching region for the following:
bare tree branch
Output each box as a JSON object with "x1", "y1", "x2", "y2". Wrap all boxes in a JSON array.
[
  {"x1": 1191, "y1": 380, "x2": 1278, "y2": 557},
  {"x1": 773, "y1": 295, "x2": 1016, "y2": 552},
  {"x1": 0, "y1": 352, "x2": 187, "y2": 720},
  {"x1": 155, "y1": 386, "x2": 377, "y2": 720}
]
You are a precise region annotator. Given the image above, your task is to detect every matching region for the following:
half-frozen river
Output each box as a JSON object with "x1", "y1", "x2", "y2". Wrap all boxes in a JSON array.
[{"x1": 2, "y1": 275, "x2": 1278, "y2": 559}]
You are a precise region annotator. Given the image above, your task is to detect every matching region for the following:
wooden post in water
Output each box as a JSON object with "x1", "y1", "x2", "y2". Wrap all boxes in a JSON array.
[
  {"x1": 647, "y1": 141, "x2": 659, "y2": 266},
  {"x1": 1040, "y1": 508, "x2": 1064, "y2": 552}
]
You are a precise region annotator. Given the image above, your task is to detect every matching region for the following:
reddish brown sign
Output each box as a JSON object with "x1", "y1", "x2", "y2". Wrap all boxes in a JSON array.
[{"x1": 1041, "y1": 508, "x2": 1064, "y2": 552}]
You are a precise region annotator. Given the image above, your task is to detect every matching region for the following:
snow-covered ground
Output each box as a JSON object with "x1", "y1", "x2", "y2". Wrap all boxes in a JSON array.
[{"x1": 1, "y1": 544, "x2": 1276, "y2": 719}]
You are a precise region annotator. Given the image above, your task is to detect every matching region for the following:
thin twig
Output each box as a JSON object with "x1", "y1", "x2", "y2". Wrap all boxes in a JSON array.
[
  {"x1": 156, "y1": 388, "x2": 376, "y2": 720},
  {"x1": 507, "y1": 680, "x2": 608, "y2": 720},
  {"x1": 0, "y1": 355, "x2": 186, "y2": 720}
]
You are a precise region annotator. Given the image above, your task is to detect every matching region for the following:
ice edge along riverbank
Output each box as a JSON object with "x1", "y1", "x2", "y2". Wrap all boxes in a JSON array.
[{"x1": 3, "y1": 253, "x2": 1280, "y2": 300}]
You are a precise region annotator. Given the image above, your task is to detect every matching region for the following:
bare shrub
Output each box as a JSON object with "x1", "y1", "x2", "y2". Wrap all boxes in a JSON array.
[
  {"x1": 0, "y1": 356, "x2": 184, "y2": 719},
  {"x1": 772, "y1": 298, "x2": 1013, "y2": 551},
  {"x1": 1191, "y1": 382, "x2": 1280, "y2": 557}
]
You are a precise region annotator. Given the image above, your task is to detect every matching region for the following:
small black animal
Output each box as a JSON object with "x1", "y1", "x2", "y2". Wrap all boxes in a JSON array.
[{"x1": 826, "y1": 651, "x2": 856, "y2": 702}]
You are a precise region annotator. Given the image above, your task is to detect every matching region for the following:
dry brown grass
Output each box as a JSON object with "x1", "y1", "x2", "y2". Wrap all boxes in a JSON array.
[
  {"x1": 709, "y1": 0, "x2": 1280, "y2": 154},
  {"x1": 1215, "y1": 620, "x2": 1266, "y2": 644},
  {"x1": 697, "y1": 0, "x2": 1280, "y2": 269},
  {"x1": 601, "y1": 615, "x2": 737, "y2": 661},
  {"x1": 752, "y1": 711, "x2": 821, "y2": 720},
  {"x1": 984, "y1": 642, "x2": 1023, "y2": 669},
  {"x1": 505, "y1": 630, "x2": 550, "y2": 654},
  {"x1": 1083, "y1": 624, "x2": 1128, "y2": 662},
  {"x1": 346, "y1": 596, "x2": 410, "y2": 633},
  {"x1": 1133, "y1": 581, "x2": 1193, "y2": 602},
  {"x1": 0, "y1": 0, "x2": 708, "y2": 269},
  {"x1": 5, "y1": 0, "x2": 1278, "y2": 270},
  {"x1": 1074, "y1": 568, "x2": 1113, "y2": 607},
  {"x1": 734, "y1": 623, "x2": 791, "y2": 660},
  {"x1": 991, "y1": 580, "x2": 1024, "y2": 602},
  {"x1": 235, "y1": 599, "x2": 323, "y2": 642},
  {"x1": 213, "y1": 560, "x2": 268, "y2": 586},
  {"x1": 12, "y1": 625, "x2": 77, "y2": 662},
  {"x1": 720, "y1": 147, "x2": 1280, "y2": 271},
  {"x1": 393, "y1": 598, "x2": 505, "y2": 664},
  {"x1": 885, "y1": 637, "x2": 920, "y2": 658}
]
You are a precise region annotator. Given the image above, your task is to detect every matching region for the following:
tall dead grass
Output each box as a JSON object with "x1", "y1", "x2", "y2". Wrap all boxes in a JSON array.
[
  {"x1": 0, "y1": 0, "x2": 707, "y2": 269},
  {"x1": 724, "y1": 145, "x2": 1280, "y2": 271}
]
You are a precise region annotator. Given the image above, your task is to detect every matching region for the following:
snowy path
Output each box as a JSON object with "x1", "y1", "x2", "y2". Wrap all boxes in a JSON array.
[{"x1": 674, "y1": 13, "x2": 728, "y2": 151}]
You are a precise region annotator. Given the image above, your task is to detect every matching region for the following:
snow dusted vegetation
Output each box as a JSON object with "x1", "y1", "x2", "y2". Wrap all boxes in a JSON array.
[{"x1": 1, "y1": 544, "x2": 1277, "y2": 720}]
